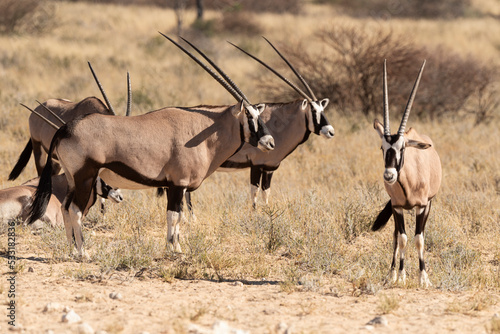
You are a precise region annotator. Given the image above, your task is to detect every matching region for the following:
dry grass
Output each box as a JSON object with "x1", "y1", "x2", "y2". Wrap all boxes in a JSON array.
[{"x1": 0, "y1": 1, "x2": 499, "y2": 295}]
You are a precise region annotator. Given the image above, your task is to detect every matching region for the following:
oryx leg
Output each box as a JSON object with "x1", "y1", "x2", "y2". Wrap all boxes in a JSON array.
[
  {"x1": 260, "y1": 170, "x2": 274, "y2": 206},
  {"x1": 415, "y1": 202, "x2": 432, "y2": 287},
  {"x1": 61, "y1": 175, "x2": 96, "y2": 259},
  {"x1": 99, "y1": 198, "x2": 106, "y2": 214},
  {"x1": 250, "y1": 167, "x2": 262, "y2": 209},
  {"x1": 185, "y1": 191, "x2": 193, "y2": 214},
  {"x1": 387, "y1": 207, "x2": 407, "y2": 285},
  {"x1": 183, "y1": 191, "x2": 197, "y2": 221},
  {"x1": 166, "y1": 186, "x2": 186, "y2": 252}
]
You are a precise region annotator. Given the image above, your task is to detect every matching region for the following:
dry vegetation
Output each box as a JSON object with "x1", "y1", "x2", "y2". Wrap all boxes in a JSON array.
[{"x1": 0, "y1": 0, "x2": 500, "y2": 333}]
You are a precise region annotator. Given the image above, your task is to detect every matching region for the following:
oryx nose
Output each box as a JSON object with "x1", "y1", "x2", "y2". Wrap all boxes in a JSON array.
[
  {"x1": 322, "y1": 125, "x2": 335, "y2": 138},
  {"x1": 258, "y1": 135, "x2": 275, "y2": 152},
  {"x1": 384, "y1": 168, "x2": 397, "y2": 184}
]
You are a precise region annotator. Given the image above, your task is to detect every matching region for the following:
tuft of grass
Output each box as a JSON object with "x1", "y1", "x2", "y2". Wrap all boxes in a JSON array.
[
  {"x1": 446, "y1": 293, "x2": 497, "y2": 314},
  {"x1": 377, "y1": 293, "x2": 400, "y2": 314}
]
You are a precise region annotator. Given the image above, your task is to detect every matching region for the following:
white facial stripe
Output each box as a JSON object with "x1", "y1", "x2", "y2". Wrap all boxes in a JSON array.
[
  {"x1": 251, "y1": 117, "x2": 258, "y2": 131},
  {"x1": 382, "y1": 136, "x2": 405, "y2": 161},
  {"x1": 310, "y1": 101, "x2": 323, "y2": 124},
  {"x1": 245, "y1": 105, "x2": 260, "y2": 119}
]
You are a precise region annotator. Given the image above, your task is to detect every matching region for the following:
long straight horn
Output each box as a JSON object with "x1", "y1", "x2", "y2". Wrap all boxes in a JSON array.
[
  {"x1": 398, "y1": 60, "x2": 426, "y2": 136},
  {"x1": 383, "y1": 59, "x2": 390, "y2": 137},
  {"x1": 179, "y1": 36, "x2": 252, "y2": 105},
  {"x1": 126, "y1": 71, "x2": 132, "y2": 116},
  {"x1": 88, "y1": 61, "x2": 116, "y2": 115},
  {"x1": 262, "y1": 36, "x2": 317, "y2": 101},
  {"x1": 35, "y1": 100, "x2": 66, "y2": 125},
  {"x1": 20, "y1": 103, "x2": 59, "y2": 130},
  {"x1": 228, "y1": 41, "x2": 312, "y2": 103},
  {"x1": 158, "y1": 32, "x2": 244, "y2": 104}
]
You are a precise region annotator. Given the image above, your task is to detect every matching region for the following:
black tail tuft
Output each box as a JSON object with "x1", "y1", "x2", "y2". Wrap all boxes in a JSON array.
[
  {"x1": 26, "y1": 139, "x2": 56, "y2": 224},
  {"x1": 8, "y1": 140, "x2": 33, "y2": 180},
  {"x1": 372, "y1": 200, "x2": 393, "y2": 231}
]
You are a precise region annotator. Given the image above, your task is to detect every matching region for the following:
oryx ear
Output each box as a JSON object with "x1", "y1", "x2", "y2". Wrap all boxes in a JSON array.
[
  {"x1": 232, "y1": 101, "x2": 244, "y2": 117},
  {"x1": 320, "y1": 98, "x2": 329, "y2": 109},
  {"x1": 373, "y1": 119, "x2": 385, "y2": 139},
  {"x1": 301, "y1": 99, "x2": 308, "y2": 110},
  {"x1": 406, "y1": 139, "x2": 431, "y2": 150},
  {"x1": 255, "y1": 103, "x2": 265, "y2": 115}
]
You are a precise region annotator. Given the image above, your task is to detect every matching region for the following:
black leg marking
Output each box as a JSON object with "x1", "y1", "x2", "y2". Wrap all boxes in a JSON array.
[
  {"x1": 250, "y1": 167, "x2": 262, "y2": 188},
  {"x1": 167, "y1": 186, "x2": 185, "y2": 212},
  {"x1": 419, "y1": 259, "x2": 425, "y2": 272},
  {"x1": 261, "y1": 171, "x2": 273, "y2": 191}
]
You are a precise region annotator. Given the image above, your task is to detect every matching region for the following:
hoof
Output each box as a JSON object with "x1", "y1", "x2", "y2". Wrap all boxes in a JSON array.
[
  {"x1": 419, "y1": 271, "x2": 432, "y2": 288},
  {"x1": 397, "y1": 269, "x2": 407, "y2": 286},
  {"x1": 167, "y1": 241, "x2": 182, "y2": 254},
  {"x1": 384, "y1": 269, "x2": 398, "y2": 286}
]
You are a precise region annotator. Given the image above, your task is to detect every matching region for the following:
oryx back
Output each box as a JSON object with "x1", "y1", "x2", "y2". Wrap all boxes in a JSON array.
[{"x1": 56, "y1": 105, "x2": 243, "y2": 192}]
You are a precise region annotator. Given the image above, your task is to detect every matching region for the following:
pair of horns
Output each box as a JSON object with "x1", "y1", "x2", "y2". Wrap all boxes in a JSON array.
[
  {"x1": 229, "y1": 37, "x2": 317, "y2": 104},
  {"x1": 21, "y1": 64, "x2": 132, "y2": 129},
  {"x1": 383, "y1": 59, "x2": 426, "y2": 136},
  {"x1": 159, "y1": 32, "x2": 253, "y2": 109},
  {"x1": 20, "y1": 102, "x2": 61, "y2": 130},
  {"x1": 88, "y1": 62, "x2": 132, "y2": 116}
]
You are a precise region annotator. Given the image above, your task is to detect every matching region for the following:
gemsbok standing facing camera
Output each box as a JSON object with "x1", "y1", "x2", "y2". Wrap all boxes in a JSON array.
[
  {"x1": 27, "y1": 35, "x2": 275, "y2": 258},
  {"x1": 372, "y1": 60, "x2": 442, "y2": 288}
]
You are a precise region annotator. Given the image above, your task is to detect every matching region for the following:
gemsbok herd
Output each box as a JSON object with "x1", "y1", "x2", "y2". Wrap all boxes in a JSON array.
[{"x1": 2, "y1": 34, "x2": 441, "y2": 288}]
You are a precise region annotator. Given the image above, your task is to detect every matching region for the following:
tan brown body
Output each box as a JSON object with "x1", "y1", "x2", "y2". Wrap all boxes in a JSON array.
[{"x1": 383, "y1": 128, "x2": 442, "y2": 209}]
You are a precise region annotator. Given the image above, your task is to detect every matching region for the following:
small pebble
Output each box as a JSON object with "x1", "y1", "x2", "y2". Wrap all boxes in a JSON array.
[
  {"x1": 43, "y1": 302, "x2": 64, "y2": 313},
  {"x1": 366, "y1": 316, "x2": 388, "y2": 326},
  {"x1": 61, "y1": 310, "x2": 81, "y2": 324},
  {"x1": 78, "y1": 323, "x2": 94, "y2": 334},
  {"x1": 109, "y1": 292, "x2": 122, "y2": 300}
]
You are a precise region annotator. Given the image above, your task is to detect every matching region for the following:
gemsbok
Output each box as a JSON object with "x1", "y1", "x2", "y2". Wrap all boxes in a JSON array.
[
  {"x1": 27, "y1": 34, "x2": 275, "y2": 258},
  {"x1": 8, "y1": 63, "x2": 131, "y2": 180},
  {"x1": 0, "y1": 174, "x2": 123, "y2": 229},
  {"x1": 372, "y1": 60, "x2": 442, "y2": 288},
  {"x1": 175, "y1": 37, "x2": 334, "y2": 210}
]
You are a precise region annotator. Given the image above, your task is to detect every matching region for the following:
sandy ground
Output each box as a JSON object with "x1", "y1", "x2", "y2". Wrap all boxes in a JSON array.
[{"x1": 1, "y1": 245, "x2": 499, "y2": 334}]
